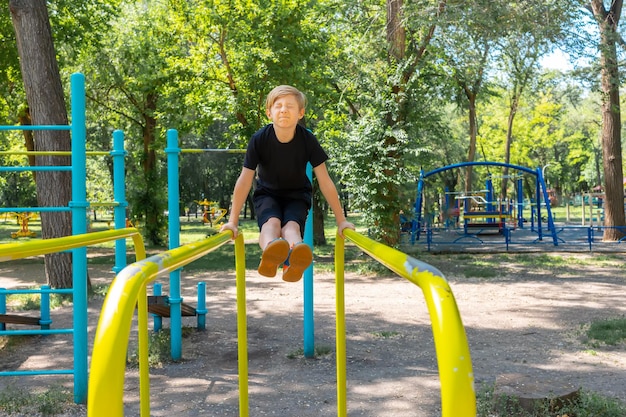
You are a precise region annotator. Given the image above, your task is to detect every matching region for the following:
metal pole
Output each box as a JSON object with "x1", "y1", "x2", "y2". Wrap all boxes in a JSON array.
[
  {"x1": 303, "y1": 163, "x2": 314, "y2": 358},
  {"x1": 112, "y1": 130, "x2": 127, "y2": 273},
  {"x1": 166, "y1": 129, "x2": 183, "y2": 360},
  {"x1": 70, "y1": 72, "x2": 89, "y2": 404}
]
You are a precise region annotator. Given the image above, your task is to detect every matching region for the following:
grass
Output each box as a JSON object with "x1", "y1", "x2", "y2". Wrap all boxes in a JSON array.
[
  {"x1": 585, "y1": 317, "x2": 626, "y2": 347},
  {"x1": 286, "y1": 345, "x2": 333, "y2": 359},
  {"x1": 0, "y1": 385, "x2": 77, "y2": 416},
  {"x1": 477, "y1": 384, "x2": 626, "y2": 417},
  {"x1": 127, "y1": 326, "x2": 195, "y2": 368}
]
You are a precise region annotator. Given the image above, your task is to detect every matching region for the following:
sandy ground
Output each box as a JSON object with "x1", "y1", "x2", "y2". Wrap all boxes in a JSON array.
[{"x1": 0, "y1": 251, "x2": 625, "y2": 416}]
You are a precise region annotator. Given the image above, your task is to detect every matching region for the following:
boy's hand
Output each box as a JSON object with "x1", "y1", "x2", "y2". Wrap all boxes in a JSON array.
[
  {"x1": 337, "y1": 220, "x2": 355, "y2": 238},
  {"x1": 220, "y1": 221, "x2": 239, "y2": 239}
]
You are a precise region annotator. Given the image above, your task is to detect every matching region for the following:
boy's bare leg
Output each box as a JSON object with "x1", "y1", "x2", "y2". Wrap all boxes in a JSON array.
[
  {"x1": 281, "y1": 221, "x2": 313, "y2": 282},
  {"x1": 257, "y1": 218, "x2": 289, "y2": 277}
]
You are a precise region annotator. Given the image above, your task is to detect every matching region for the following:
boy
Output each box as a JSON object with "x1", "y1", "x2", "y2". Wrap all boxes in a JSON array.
[{"x1": 220, "y1": 85, "x2": 354, "y2": 282}]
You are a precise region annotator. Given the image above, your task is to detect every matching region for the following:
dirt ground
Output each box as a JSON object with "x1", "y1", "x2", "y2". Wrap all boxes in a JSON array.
[{"x1": 0, "y1": 250, "x2": 625, "y2": 416}]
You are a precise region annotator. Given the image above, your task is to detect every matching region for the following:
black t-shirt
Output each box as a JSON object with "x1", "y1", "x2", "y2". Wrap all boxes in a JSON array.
[{"x1": 244, "y1": 124, "x2": 328, "y2": 197}]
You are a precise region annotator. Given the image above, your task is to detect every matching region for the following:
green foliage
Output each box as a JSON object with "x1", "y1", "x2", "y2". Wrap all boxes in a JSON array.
[
  {"x1": 477, "y1": 383, "x2": 626, "y2": 417},
  {"x1": 586, "y1": 317, "x2": 626, "y2": 346},
  {"x1": 127, "y1": 327, "x2": 194, "y2": 368},
  {"x1": 0, "y1": 385, "x2": 74, "y2": 416}
]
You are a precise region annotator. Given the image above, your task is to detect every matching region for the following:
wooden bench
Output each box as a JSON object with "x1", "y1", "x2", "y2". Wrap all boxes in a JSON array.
[
  {"x1": 147, "y1": 295, "x2": 197, "y2": 318},
  {"x1": 0, "y1": 313, "x2": 41, "y2": 326}
]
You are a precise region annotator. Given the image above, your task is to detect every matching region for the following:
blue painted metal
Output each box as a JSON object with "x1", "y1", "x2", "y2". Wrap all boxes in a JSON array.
[
  {"x1": 423, "y1": 161, "x2": 536, "y2": 178},
  {"x1": 0, "y1": 73, "x2": 130, "y2": 403},
  {"x1": 166, "y1": 129, "x2": 183, "y2": 360},
  {"x1": 112, "y1": 130, "x2": 128, "y2": 274},
  {"x1": 0, "y1": 125, "x2": 70, "y2": 131},
  {"x1": 69, "y1": 72, "x2": 89, "y2": 404},
  {"x1": 197, "y1": 282, "x2": 207, "y2": 330},
  {"x1": 303, "y1": 163, "x2": 314, "y2": 358},
  {"x1": 40, "y1": 285, "x2": 52, "y2": 330},
  {"x1": 152, "y1": 283, "x2": 163, "y2": 332}
]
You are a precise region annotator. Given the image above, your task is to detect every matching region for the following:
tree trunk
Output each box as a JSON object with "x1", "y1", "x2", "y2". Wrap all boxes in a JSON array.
[
  {"x1": 9, "y1": 0, "x2": 74, "y2": 288},
  {"x1": 464, "y1": 91, "x2": 478, "y2": 194},
  {"x1": 501, "y1": 93, "x2": 519, "y2": 200},
  {"x1": 590, "y1": 0, "x2": 626, "y2": 241}
]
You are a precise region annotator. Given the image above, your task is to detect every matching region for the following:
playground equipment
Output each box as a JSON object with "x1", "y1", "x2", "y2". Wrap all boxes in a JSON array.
[
  {"x1": 194, "y1": 198, "x2": 227, "y2": 226},
  {"x1": 9, "y1": 211, "x2": 38, "y2": 238},
  {"x1": 165, "y1": 131, "x2": 321, "y2": 359},
  {"x1": 412, "y1": 162, "x2": 558, "y2": 247},
  {"x1": 0, "y1": 73, "x2": 130, "y2": 403},
  {"x1": 0, "y1": 228, "x2": 145, "y2": 400},
  {"x1": 87, "y1": 230, "x2": 246, "y2": 417},
  {"x1": 87, "y1": 229, "x2": 475, "y2": 417}
]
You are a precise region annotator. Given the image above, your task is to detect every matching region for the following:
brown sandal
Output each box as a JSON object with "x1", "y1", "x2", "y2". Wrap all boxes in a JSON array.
[
  {"x1": 282, "y1": 242, "x2": 313, "y2": 282},
  {"x1": 257, "y1": 238, "x2": 290, "y2": 278}
]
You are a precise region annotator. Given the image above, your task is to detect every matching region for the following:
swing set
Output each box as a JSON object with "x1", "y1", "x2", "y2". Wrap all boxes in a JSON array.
[{"x1": 412, "y1": 161, "x2": 558, "y2": 246}]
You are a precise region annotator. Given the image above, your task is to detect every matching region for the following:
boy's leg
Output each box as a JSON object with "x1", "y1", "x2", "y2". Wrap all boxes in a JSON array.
[
  {"x1": 257, "y1": 218, "x2": 289, "y2": 277},
  {"x1": 280, "y1": 198, "x2": 312, "y2": 282}
]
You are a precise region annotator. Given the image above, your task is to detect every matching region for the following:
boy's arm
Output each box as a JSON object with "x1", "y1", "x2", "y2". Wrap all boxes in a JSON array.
[
  {"x1": 220, "y1": 167, "x2": 255, "y2": 238},
  {"x1": 313, "y1": 162, "x2": 354, "y2": 238}
]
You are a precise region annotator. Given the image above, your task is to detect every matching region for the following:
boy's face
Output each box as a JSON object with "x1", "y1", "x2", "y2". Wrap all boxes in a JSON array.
[{"x1": 267, "y1": 94, "x2": 305, "y2": 129}]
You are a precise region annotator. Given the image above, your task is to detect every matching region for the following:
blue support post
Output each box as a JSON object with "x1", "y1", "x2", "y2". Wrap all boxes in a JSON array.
[
  {"x1": 40, "y1": 286, "x2": 51, "y2": 330},
  {"x1": 196, "y1": 282, "x2": 207, "y2": 330},
  {"x1": 152, "y1": 283, "x2": 163, "y2": 332},
  {"x1": 0, "y1": 289, "x2": 6, "y2": 331},
  {"x1": 486, "y1": 177, "x2": 494, "y2": 216},
  {"x1": 517, "y1": 178, "x2": 524, "y2": 228},
  {"x1": 303, "y1": 163, "x2": 314, "y2": 358},
  {"x1": 69, "y1": 72, "x2": 89, "y2": 404},
  {"x1": 111, "y1": 130, "x2": 128, "y2": 273},
  {"x1": 166, "y1": 129, "x2": 183, "y2": 360}
]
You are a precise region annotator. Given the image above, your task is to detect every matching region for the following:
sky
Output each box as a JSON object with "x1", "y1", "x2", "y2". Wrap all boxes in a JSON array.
[{"x1": 540, "y1": 49, "x2": 574, "y2": 71}]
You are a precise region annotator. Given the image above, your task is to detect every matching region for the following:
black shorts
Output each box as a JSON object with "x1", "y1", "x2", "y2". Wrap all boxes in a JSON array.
[{"x1": 253, "y1": 189, "x2": 312, "y2": 237}]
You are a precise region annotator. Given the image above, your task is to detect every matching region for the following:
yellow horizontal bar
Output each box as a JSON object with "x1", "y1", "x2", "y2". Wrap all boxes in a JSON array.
[
  {"x1": 87, "y1": 231, "x2": 241, "y2": 417},
  {"x1": 340, "y1": 229, "x2": 476, "y2": 417},
  {"x1": 0, "y1": 228, "x2": 145, "y2": 262}
]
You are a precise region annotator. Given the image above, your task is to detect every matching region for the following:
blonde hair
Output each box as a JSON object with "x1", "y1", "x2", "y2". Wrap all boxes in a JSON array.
[{"x1": 265, "y1": 85, "x2": 307, "y2": 112}]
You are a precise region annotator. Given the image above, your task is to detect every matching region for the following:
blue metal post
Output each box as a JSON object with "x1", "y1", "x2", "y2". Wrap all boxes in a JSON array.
[
  {"x1": 112, "y1": 130, "x2": 127, "y2": 273},
  {"x1": 40, "y1": 286, "x2": 51, "y2": 330},
  {"x1": 196, "y1": 282, "x2": 207, "y2": 330},
  {"x1": 69, "y1": 72, "x2": 89, "y2": 404},
  {"x1": 303, "y1": 163, "x2": 314, "y2": 358},
  {"x1": 152, "y1": 283, "x2": 163, "y2": 332},
  {"x1": 166, "y1": 129, "x2": 183, "y2": 360},
  {"x1": 517, "y1": 178, "x2": 524, "y2": 228},
  {"x1": 485, "y1": 178, "x2": 494, "y2": 223},
  {"x1": 0, "y1": 289, "x2": 6, "y2": 331}
]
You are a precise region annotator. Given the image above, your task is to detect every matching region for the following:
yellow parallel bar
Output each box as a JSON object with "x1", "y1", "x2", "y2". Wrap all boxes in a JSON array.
[
  {"x1": 87, "y1": 231, "x2": 246, "y2": 417},
  {"x1": 235, "y1": 234, "x2": 249, "y2": 416},
  {"x1": 335, "y1": 237, "x2": 347, "y2": 417},
  {"x1": 0, "y1": 228, "x2": 146, "y2": 262},
  {"x1": 338, "y1": 229, "x2": 476, "y2": 417}
]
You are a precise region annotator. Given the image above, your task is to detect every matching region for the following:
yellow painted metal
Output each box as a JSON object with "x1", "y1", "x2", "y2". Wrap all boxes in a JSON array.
[
  {"x1": 234, "y1": 234, "x2": 249, "y2": 416},
  {"x1": 87, "y1": 231, "x2": 246, "y2": 417},
  {"x1": 334, "y1": 238, "x2": 347, "y2": 417},
  {"x1": 337, "y1": 229, "x2": 476, "y2": 417},
  {"x1": 0, "y1": 228, "x2": 146, "y2": 262}
]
